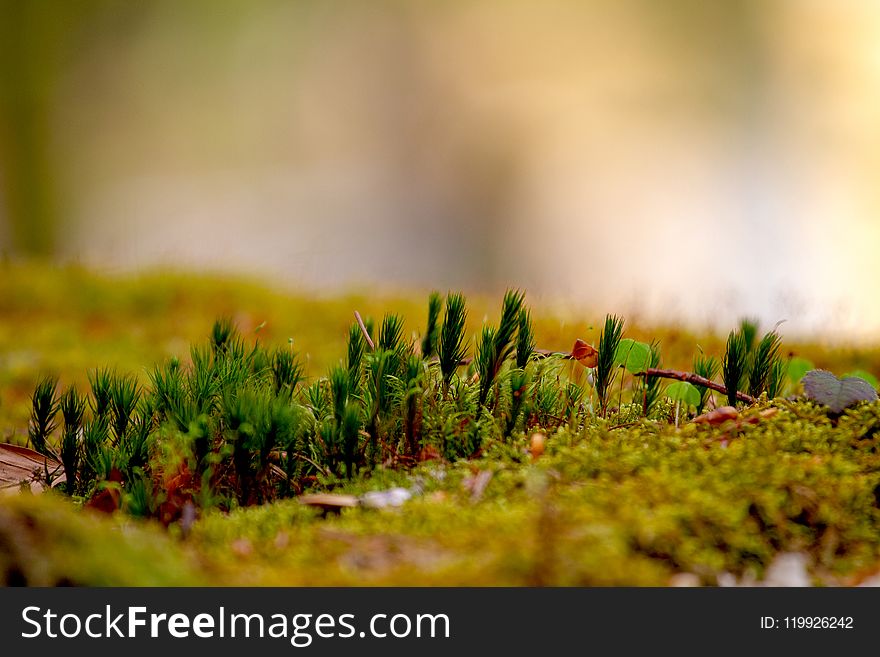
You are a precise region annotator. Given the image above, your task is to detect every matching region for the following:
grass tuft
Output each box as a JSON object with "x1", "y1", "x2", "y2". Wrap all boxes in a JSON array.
[
  {"x1": 596, "y1": 315, "x2": 624, "y2": 418},
  {"x1": 722, "y1": 330, "x2": 749, "y2": 406}
]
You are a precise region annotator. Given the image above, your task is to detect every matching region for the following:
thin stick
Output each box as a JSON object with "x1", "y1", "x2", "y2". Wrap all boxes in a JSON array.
[
  {"x1": 294, "y1": 452, "x2": 331, "y2": 477},
  {"x1": 634, "y1": 368, "x2": 756, "y2": 405},
  {"x1": 534, "y1": 348, "x2": 573, "y2": 359},
  {"x1": 609, "y1": 421, "x2": 640, "y2": 431},
  {"x1": 419, "y1": 346, "x2": 567, "y2": 368},
  {"x1": 462, "y1": 350, "x2": 569, "y2": 365},
  {"x1": 271, "y1": 451, "x2": 330, "y2": 478},
  {"x1": 353, "y1": 311, "x2": 375, "y2": 351}
]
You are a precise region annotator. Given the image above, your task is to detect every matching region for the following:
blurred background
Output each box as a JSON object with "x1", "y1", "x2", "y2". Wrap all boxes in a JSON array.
[{"x1": 2, "y1": 0, "x2": 880, "y2": 340}]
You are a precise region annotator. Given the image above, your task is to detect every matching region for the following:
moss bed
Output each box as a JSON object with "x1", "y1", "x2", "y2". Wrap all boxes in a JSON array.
[
  {"x1": 2, "y1": 399, "x2": 880, "y2": 586},
  {"x1": 2, "y1": 263, "x2": 880, "y2": 586}
]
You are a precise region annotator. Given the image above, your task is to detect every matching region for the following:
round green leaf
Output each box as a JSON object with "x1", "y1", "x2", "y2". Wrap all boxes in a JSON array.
[
  {"x1": 613, "y1": 339, "x2": 651, "y2": 374},
  {"x1": 787, "y1": 357, "x2": 814, "y2": 384},
  {"x1": 665, "y1": 381, "x2": 701, "y2": 407}
]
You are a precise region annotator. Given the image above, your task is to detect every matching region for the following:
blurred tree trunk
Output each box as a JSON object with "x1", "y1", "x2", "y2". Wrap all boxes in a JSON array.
[
  {"x1": 0, "y1": 0, "x2": 65, "y2": 257},
  {"x1": 0, "y1": 1, "x2": 138, "y2": 257}
]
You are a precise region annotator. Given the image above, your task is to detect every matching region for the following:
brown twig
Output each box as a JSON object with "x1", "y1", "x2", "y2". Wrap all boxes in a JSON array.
[
  {"x1": 609, "y1": 421, "x2": 640, "y2": 431},
  {"x1": 428, "y1": 348, "x2": 569, "y2": 369},
  {"x1": 353, "y1": 311, "x2": 375, "y2": 351},
  {"x1": 451, "y1": 349, "x2": 565, "y2": 368},
  {"x1": 534, "y1": 348, "x2": 574, "y2": 359},
  {"x1": 271, "y1": 450, "x2": 331, "y2": 478},
  {"x1": 633, "y1": 368, "x2": 756, "y2": 405}
]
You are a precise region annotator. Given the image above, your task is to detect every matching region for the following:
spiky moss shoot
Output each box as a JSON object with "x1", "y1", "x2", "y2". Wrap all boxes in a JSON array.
[
  {"x1": 401, "y1": 353, "x2": 425, "y2": 457},
  {"x1": 58, "y1": 385, "x2": 85, "y2": 494},
  {"x1": 693, "y1": 353, "x2": 719, "y2": 414},
  {"x1": 378, "y1": 314, "x2": 404, "y2": 353},
  {"x1": 477, "y1": 290, "x2": 524, "y2": 410},
  {"x1": 723, "y1": 330, "x2": 749, "y2": 406},
  {"x1": 749, "y1": 331, "x2": 783, "y2": 399},
  {"x1": 346, "y1": 323, "x2": 365, "y2": 391},
  {"x1": 421, "y1": 291, "x2": 442, "y2": 359},
  {"x1": 595, "y1": 315, "x2": 624, "y2": 418},
  {"x1": 271, "y1": 346, "x2": 303, "y2": 397},
  {"x1": 28, "y1": 376, "x2": 58, "y2": 455},
  {"x1": 515, "y1": 307, "x2": 535, "y2": 370},
  {"x1": 108, "y1": 373, "x2": 140, "y2": 445},
  {"x1": 438, "y1": 292, "x2": 468, "y2": 394},
  {"x1": 640, "y1": 340, "x2": 662, "y2": 417},
  {"x1": 88, "y1": 368, "x2": 113, "y2": 421}
]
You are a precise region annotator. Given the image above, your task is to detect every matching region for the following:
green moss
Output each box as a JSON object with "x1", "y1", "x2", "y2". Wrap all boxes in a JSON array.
[
  {"x1": 177, "y1": 401, "x2": 880, "y2": 585},
  {"x1": 4, "y1": 400, "x2": 880, "y2": 585},
  {"x1": 4, "y1": 263, "x2": 880, "y2": 586},
  {"x1": 0, "y1": 493, "x2": 204, "y2": 585}
]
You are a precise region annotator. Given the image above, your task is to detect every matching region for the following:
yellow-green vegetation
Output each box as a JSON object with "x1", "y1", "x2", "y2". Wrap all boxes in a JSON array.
[
  {"x1": 5, "y1": 261, "x2": 878, "y2": 442},
  {"x1": 0, "y1": 493, "x2": 205, "y2": 586},
  {"x1": 3, "y1": 262, "x2": 880, "y2": 586},
  {"x1": 189, "y1": 402, "x2": 880, "y2": 586},
  {"x1": 0, "y1": 263, "x2": 600, "y2": 439},
  {"x1": 4, "y1": 401, "x2": 880, "y2": 586}
]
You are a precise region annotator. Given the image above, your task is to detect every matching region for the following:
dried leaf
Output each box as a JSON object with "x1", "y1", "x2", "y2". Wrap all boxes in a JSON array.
[
  {"x1": 530, "y1": 432, "x2": 546, "y2": 461},
  {"x1": 742, "y1": 408, "x2": 780, "y2": 425},
  {"x1": 299, "y1": 493, "x2": 360, "y2": 512},
  {"x1": 418, "y1": 445, "x2": 441, "y2": 462},
  {"x1": 463, "y1": 470, "x2": 493, "y2": 502},
  {"x1": 803, "y1": 369, "x2": 878, "y2": 414},
  {"x1": 158, "y1": 464, "x2": 194, "y2": 526},
  {"x1": 231, "y1": 538, "x2": 253, "y2": 558},
  {"x1": 571, "y1": 339, "x2": 598, "y2": 368},
  {"x1": 86, "y1": 484, "x2": 122, "y2": 514},
  {"x1": 0, "y1": 443, "x2": 65, "y2": 493},
  {"x1": 693, "y1": 406, "x2": 739, "y2": 425}
]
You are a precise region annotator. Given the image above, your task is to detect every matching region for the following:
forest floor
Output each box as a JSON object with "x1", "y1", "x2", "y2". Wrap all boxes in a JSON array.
[{"x1": 2, "y1": 262, "x2": 880, "y2": 586}]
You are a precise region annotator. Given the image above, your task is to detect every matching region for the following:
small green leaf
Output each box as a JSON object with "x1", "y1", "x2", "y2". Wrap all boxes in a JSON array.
[
  {"x1": 843, "y1": 370, "x2": 879, "y2": 390},
  {"x1": 665, "y1": 381, "x2": 701, "y2": 407},
  {"x1": 787, "y1": 357, "x2": 814, "y2": 384},
  {"x1": 613, "y1": 339, "x2": 651, "y2": 374}
]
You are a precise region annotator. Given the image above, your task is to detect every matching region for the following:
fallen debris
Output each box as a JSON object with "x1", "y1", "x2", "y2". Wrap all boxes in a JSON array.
[
  {"x1": 529, "y1": 433, "x2": 546, "y2": 461},
  {"x1": 360, "y1": 487, "x2": 412, "y2": 509},
  {"x1": 0, "y1": 444, "x2": 65, "y2": 494},
  {"x1": 693, "y1": 406, "x2": 739, "y2": 426},
  {"x1": 463, "y1": 470, "x2": 493, "y2": 502},
  {"x1": 298, "y1": 493, "x2": 359, "y2": 513},
  {"x1": 299, "y1": 486, "x2": 419, "y2": 514},
  {"x1": 635, "y1": 368, "x2": 756, "y2": 404}
]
